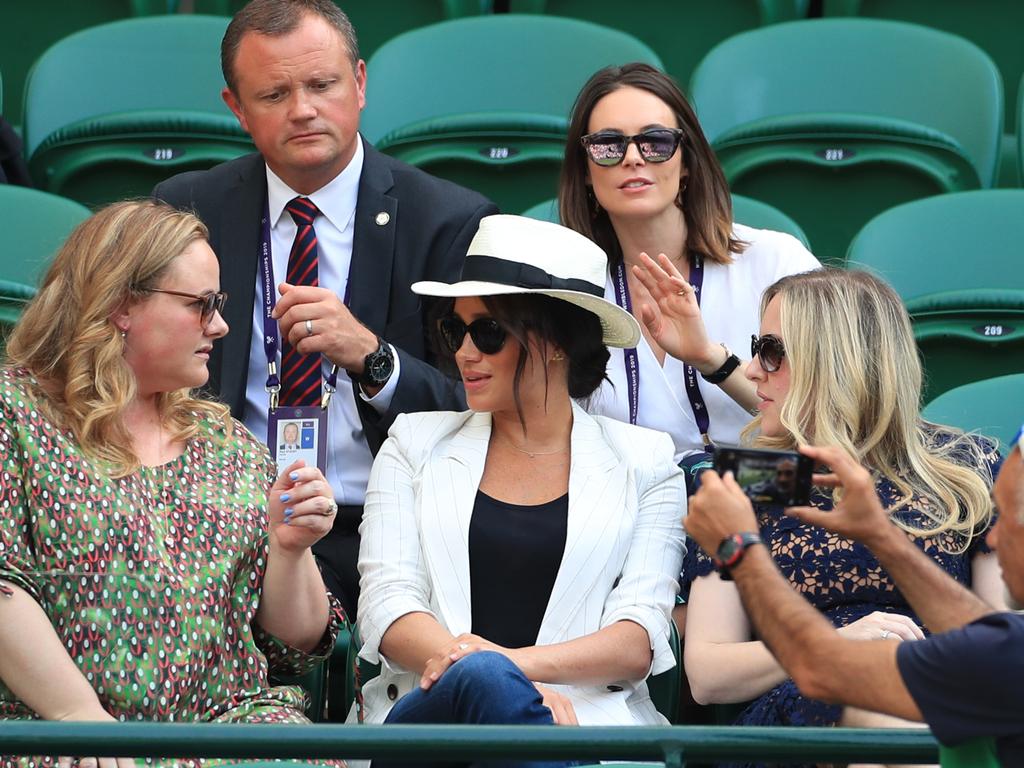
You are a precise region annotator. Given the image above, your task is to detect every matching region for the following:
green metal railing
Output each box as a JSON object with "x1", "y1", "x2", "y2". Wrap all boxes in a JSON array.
[{"x1": 0, "y1": 723, "x2": 939, "y2": 766}]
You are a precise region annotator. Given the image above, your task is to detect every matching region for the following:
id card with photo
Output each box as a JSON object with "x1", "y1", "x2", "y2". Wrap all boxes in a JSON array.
[{"x1": 268, "y1": 406, "x2": 329, "y2": 476}]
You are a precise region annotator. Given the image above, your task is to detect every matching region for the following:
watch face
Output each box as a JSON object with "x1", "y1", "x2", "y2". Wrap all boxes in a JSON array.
[
  {"x1": 716, "y1": 535, "x2": 741, "y2": 563},
  {"x1": 366, "y1": 345, "x2": 394, "y2": 385}
]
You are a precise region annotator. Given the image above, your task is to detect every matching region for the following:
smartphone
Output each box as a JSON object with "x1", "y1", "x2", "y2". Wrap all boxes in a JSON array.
[{"x1": 713, "y1": 446, "x2": 814, "y2": 507}]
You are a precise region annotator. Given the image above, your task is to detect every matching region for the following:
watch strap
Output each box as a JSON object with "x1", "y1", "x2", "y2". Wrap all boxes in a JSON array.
[
  {"x1": 714, "y1": 531, "x2": 763, "y2": 581},
  {"x1": 702, "y1": 343, "x2": 741, "y2": 385}
]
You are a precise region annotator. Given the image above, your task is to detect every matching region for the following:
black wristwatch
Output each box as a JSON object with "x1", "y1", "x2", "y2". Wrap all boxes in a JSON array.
[
  {"x1": 713, "y1": 532, "x2": 763, "y2": 581},
  {"x1": 701, "y1": 343, "x2": 741, "y2": 384},
  {"x1": 359, "y1": 336, "x2": 395, "y2": 388}
]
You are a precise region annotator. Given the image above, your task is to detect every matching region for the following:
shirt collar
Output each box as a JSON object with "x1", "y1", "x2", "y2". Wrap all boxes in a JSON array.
[{"x1": 265, "y1": 137, "x2": 364, "y2": 232}]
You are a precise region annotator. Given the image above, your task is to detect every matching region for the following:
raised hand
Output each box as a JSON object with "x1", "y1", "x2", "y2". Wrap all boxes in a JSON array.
[
  {"x1": 785, "y1": 444, "x2": 891, "y2": 548},
  {"x1": 267, "y1": 459, "x2": 337, "y2": 554}
]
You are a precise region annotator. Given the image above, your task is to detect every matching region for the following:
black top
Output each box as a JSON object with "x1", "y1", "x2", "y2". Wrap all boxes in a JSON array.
[
  {"x1": 469, "y1": 490, "x2": 569, "y2": 649},
  {"x1": 897, "y1": 611, "x2": 1024, "y2": 764}
]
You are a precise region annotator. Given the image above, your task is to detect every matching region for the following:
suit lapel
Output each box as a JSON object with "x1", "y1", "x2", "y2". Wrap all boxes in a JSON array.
[
  {"x1": 348, "y1": 139, "x2": 397, "y2": 334},
  {"x1": 418, "y1": 411, "x2": 492, "y2": 635},
  {"x1": 537, "y1": 404, "x2": 626, "y2": 644},
  {"x1": 213, "y1": 154, "x2": 265, "y2": 416}
]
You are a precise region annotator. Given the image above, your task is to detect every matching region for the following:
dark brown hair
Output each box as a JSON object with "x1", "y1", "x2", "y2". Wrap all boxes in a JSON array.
[
  {"x1": 221, "y1": 0, "x2": 359, "y2": 94},
  {"x1": 431, "y1": 294, "x2": 610, "y2": 429},
  {"x1": 560, "y1": 62, "x2": 746, "y2": 268}
]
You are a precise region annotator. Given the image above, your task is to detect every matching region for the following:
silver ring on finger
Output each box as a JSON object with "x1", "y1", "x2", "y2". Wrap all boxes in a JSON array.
[
  {"x1": 880, "y1": 629, "x2": 891, "y2": 640},
  {"x1": 458, "y1": 642, "x2": 469, "y2": 651},
  {"x1": 305, "y1": 319, "x2": 314, "y2": 337},
  {"x1": 323, "y1": 499, "x2": 338, "y2": 517}
]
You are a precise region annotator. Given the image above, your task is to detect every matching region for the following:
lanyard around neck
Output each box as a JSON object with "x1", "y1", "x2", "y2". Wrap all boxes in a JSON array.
[
  {"x1": 612, "y1": 254, "x2": 715, "y2": 449},
  {"x1": 259, "y1": 195, "x2": 340, "y2": 411}
]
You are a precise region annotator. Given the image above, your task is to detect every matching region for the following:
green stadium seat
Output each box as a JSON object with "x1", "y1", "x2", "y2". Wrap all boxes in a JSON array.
[
  {"x1": 823, "y1": 0, "x2": 1024, "y2": 187},
  {"x1": 0, "y1": 0, "x2": 170, "y2": 130},
  {"x1": 360, "y1": 15, "x2": 663, "y2": 213},
  {"x1": 189, "y1": 0, "x2": 490, "y2": 62},
  {"x1": 939, "y1": 737, "x2": 1001, "y2": 768},
  {"x1": 522, "y1": 194, "x2": 811, "y2": 250},
  {"x1": 691, "y1": 19, "x2": 1003, "y2": 265},
  {"x1": 922, "y1": 374, "x2": 1024, "y2": 457},
  {"x1": 847, "y1": 190, "x2": 1024, "y2": 402},
  {"x1": 0, "y1": 186, "x2": 91, "y2": 332},
  {"x1": 507, "y1": 0, "x2": 807, "y2": 102},
  {"x1": 24, "y1": 15, "x2": 253, "y2": 208}
]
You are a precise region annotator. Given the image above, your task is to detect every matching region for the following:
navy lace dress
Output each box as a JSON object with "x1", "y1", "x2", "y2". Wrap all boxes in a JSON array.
[{"x1": 681, "y1": 434, "x2": 1000, "y2": 767}]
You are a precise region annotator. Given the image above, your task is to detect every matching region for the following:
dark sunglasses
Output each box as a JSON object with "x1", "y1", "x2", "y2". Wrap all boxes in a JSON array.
[
  {"x1": 148, "y1": 288, "x2": 228, "y2": 329},
  {"x1": 439, "y1": 316, "x2": 507, "y2": 355},
  {"x1": 580, "y1": 128, "x2": 685, "y2": 167},
  {"x1": 751, "y1": 334, "x2": 786, "y2": 373}
]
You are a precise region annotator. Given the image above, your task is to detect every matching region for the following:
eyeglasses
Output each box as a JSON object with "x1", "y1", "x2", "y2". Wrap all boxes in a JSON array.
[
  {"x1": 439, "y1": 316, "x2": 508, "y2": 355},
  {"x1": 751, "y1": 334, "x2": 786, "y2": 373},
  {"x1": 148, "y1": 288, "x2": 228, "y2": 329},
  {"x1": 580, "y1": 128, "x2": 685, "y2": 167}
]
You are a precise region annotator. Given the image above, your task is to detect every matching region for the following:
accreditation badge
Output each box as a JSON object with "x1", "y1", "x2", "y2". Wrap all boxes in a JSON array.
[{"x1": 268, "y1": 406, "x2": 329, "y2": 476}]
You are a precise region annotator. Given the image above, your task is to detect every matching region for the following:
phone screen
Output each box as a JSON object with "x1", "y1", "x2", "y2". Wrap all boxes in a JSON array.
[{"x1": 713, "y1": 447, "x2": 813, "y2": 507}]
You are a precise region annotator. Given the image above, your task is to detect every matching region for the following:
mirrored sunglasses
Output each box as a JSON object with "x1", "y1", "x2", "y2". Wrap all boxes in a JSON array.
[
  {"x1": 439, "y1": 316, "x2": 507, "y2": 355},
  {"x1": 580, "y1": 128, "x2": 685, "y2": 167},
  {"x1": 751, "y1": 333, "x2": 786, "y2": 373}
]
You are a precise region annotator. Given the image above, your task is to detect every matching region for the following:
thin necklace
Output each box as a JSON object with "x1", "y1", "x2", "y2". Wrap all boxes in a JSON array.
[{"x1": 498, "y1": 434, "x2": 569, "y2": 459}]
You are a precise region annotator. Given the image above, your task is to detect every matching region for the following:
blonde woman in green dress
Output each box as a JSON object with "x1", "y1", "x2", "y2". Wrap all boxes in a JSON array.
[{"x1": 0, "y1": 201, "x2": 345, "y2": 767}]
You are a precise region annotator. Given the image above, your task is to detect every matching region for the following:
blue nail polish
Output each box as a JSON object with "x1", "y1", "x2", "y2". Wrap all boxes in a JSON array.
[
  {"x1": 289, "y1": 472, "x2": 299, "y2": 481},
  {"x1": 284, "y1": 507, "x2": 294, "y2": 517},
  {"x1": 281, "y1": 493, "x2": 291, "y2": 502}
]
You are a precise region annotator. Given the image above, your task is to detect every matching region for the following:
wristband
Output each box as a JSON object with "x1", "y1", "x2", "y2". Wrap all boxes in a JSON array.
[{"x1": 701, "y1": 343, "x2": 741, "y2": 385}]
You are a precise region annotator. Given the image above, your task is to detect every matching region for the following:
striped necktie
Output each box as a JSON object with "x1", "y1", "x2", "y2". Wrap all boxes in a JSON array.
[{"x1": 280, "y1": 196, "x2": 322, "y2": 407}]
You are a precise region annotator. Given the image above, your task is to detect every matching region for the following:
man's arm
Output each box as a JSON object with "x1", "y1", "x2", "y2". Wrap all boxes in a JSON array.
[
  {"x1": 787, "y1": 444, "x2": 994, "y2": 634},
  {"x1": 686, "y1": 471, "x2": 923, "y2": 721}
]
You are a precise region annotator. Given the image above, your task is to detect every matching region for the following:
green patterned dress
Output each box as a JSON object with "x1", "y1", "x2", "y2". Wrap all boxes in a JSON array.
[{"x1": 0, "y1": 369, "x2": 345, "y2": 766}]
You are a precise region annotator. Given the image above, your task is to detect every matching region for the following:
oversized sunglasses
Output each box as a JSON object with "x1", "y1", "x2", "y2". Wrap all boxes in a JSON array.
[
  {"x1": 751, "y1": 333, "x2": 786, "y2": 373},
  {"x1": 580, "y1": 128, "x2": 685, "y2": 167},
  {"x1": 439, "y1": 316, "x2": 507, "y2": 355},
  {"x1": 148, "y1": 288, "x2": 228, "y2": 329}
]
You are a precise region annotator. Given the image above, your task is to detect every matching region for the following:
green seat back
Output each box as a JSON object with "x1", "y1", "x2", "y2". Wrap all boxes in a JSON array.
[
  {"x1": 646, "y1": 617, "x2": 681, "y2": 723},
  {"x1": 507, "y1": 0, "x2": 807, "y2": 98},
  {"x1": 0, "y1": 186, "x2": 91, "y2": 332},
  {"x1": 522, "y1": 194, "x2": 811, "y2": 251},
  {"x1": 190, "y1": 0, "x2": 489, "y2": 61},
  {"x1": 327, "y1": 625, "x2": 361, "y2": 722},
  {"x1": 691, "y1": 18, "x2": 1002, "y2": 265},
  {"x1": 731, "y1": 194, "x2": 810, "y2": 249},
  {"x1": 822, "y1": 0, "x2": 1024, "y2": 187},
  {"x1": 0, "y1": 0, "x2": 170, "y2": 129},
  {"x1": 938, "y1": 737, "x2": 1001, "y2": 768},
  {"x1": 922, "y1": 374, "x2": 1024, "y2": 457},
  {"x1": 848, "y1": 190, "x2": 1024, "y2": 401},
  {"x1": 361, "y1": 15, "x2": 662, "y2": 213},
  {"x1": 24, "y1": 15, "x2": 253, "y2": 208}
]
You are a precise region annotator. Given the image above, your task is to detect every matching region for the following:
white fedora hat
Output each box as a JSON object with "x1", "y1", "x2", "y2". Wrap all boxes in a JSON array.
[{"x1": 412, "y1": 214, "x2": 641, "y2": 348}]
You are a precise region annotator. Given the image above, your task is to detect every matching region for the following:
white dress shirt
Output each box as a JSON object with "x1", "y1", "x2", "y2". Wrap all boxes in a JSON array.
[{"x1": 242, "y1": 139, "x2": 400, "y2": 504}]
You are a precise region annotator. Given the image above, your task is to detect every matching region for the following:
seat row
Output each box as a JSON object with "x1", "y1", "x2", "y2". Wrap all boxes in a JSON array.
[
  {"x1": 4, "y1": 11, "x2": 1024, "y2": 263},
  {"x1": 2, "y1": 182, "x2": 1021, "y2": 445}
]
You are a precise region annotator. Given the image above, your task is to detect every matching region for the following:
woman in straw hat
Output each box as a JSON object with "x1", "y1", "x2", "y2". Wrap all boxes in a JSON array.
[
  {"x1": 355, "y1": 215, "x2": 686, "y2": 742},
  {"x1": 0, "y1": 200, "x2": 344, "y2": 768}
]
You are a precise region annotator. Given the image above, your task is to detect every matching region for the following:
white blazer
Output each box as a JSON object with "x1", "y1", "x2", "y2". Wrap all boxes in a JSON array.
[{"x1": 355, "y1": 402, "x2": 686, "y2": 726}]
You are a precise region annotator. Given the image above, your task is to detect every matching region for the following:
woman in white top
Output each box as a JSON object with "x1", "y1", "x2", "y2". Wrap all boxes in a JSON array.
[
  {"x1": 559, "y1": 63, "x2": 819, "y2": 464},
  {"x1": 355, "y1": 216, "x2": 685, "y2": 764}
]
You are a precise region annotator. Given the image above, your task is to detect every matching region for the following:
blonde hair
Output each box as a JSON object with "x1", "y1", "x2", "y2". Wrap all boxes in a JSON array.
[
  {"x1": 744, "y1": 268, "x2": 993, "y2": 551},
  {"x1": 5, "y1": 200, "x2": 232, "y2": 476}
]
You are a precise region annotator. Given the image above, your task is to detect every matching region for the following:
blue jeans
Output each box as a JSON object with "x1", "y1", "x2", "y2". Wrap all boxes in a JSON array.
[{"x1": 374, "y1": 651, "x2": 576, "y2": 768}]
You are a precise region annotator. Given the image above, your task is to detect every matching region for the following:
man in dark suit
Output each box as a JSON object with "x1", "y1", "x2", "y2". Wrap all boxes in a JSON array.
[{"x1": 155, "y1": 0, "x2": 495, "y2": 618}]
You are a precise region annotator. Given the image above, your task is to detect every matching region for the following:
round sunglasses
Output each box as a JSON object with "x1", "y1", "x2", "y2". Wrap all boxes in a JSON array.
[
  {"x1": 580, "y1": 128, "x2": 685, "y2": 167},
  {"x1": 751, "y1": 333, "x2": 786, "y2": 373},
  {"x1": 148, "y1": 288, "x2": 228, "y2": 329},
  {"x1": 439, "y1": 316, "x2": 508, "y2": 355}
]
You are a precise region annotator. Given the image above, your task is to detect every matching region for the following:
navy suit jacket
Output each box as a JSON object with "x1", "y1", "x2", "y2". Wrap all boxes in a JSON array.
[{"x1": 154, "y1": 138, "x2": 496, "y2": 453}]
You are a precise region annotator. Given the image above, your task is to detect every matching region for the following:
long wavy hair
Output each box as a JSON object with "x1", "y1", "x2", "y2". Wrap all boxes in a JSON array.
[
  {"x1": 743, "y1": 269, "x2": 993, "y2": 551},
  {"x1": 560, "y1": 63, "x2": 746, "y2": 269},
  {"x1": 5, "y1": 200, "x2": 232, "y2": 476}
]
